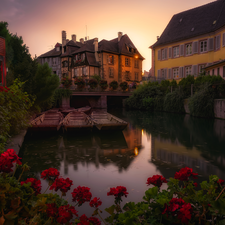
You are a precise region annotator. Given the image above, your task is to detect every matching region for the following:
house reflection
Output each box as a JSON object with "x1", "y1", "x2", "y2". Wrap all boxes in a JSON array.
[{"x1": 150, "y1": 136, "x2": 225, "y2": 180}]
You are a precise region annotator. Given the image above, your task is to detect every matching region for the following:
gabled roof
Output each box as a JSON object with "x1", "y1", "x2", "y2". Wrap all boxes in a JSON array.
[
  {"x1": 38, "y1": 48, "x2": 61, "y2": 58},
  {"x1": 86, "y1": 52, "x2": 100, "y2": 67},
  {"x1": 151, "y1": 0, "x2": 225, "y2": 48},
  {"x1": 98, "y1": 39, "x2": 118, "y2": 54},
  {"x1": 71, "y1": 38, "x2": 96, "y2": 54}
]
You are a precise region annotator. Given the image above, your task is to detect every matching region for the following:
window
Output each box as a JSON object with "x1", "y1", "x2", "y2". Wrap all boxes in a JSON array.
[
  {"x1": 161, "y1": 69, "x2": 165, "y2": 78},
  {"x1": 173, "y1": 68, "x2": 179, "y2": 79},
  {"x1": 74, "y1": 68, "x2": 78, "y2": 77},
  {"x1": 185, "y1": 66, "x2": 192, "y2": 77},
  {"x1": 62, "y1": 61, "x2": 68, "y2": 67},
  {"x1": 108, "y1": 55, "x2": 114, "y2": 64},
  {"x1": 200, "y1": 40, "x2": 207, "y2": 53},
  {"x1": 212, "y1": 69, "x2": 215, "y2": 75},
  {"x1": 217, "y1": 68, "x2": 220, "y2": 76},
  {"x1": 185, "y1": 44, "x2": 192, "y2": 56},
  {"x1": 82, "y1": 67, "x2": 86, "y2": 76},
  {"x1": 109, "y1": 67, "x2": 114, "y2": 78},
  {"x1": 125, "y1": 58, "x2": 130, "y2": 67},
  {"x1": 199, "y1": 64, "x2": 206, "y2": 74},
  {"x1": 162, "y1": 49, "x2": 165, "y2": 60},
  {"x1": 135, "y1": 72, "x2": 138, "y2": 80},
  {"x1": 125, "y1": 71, "x2": 130, "y2": 81},
  {"x1": 173, "y1": 46, "x2": 179, "y2": 58},
  {"x1": 134, "y1": 60, "x2": 139, "y2": 68}
]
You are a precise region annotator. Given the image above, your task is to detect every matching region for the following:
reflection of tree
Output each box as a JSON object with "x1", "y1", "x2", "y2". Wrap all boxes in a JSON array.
[{"x1": 123, "y1": 109, "x2": 225, "y2": 170}]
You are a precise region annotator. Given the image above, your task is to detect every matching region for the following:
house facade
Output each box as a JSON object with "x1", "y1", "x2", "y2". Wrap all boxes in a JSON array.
[
  {"x1": 150, "y1": 0, "x2": 225, "y2": 81},
  {"x1": 0, "y1": 36, "x2": 6, "y2": 86},
  {"x1": 38, "y1": 31, "x2": 144, "y2": 85}
]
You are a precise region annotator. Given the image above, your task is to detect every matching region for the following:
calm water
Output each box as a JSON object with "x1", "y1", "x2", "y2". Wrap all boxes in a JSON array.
[{"x1": 19, "y1": 109, "x2": 225, "y2": 217}]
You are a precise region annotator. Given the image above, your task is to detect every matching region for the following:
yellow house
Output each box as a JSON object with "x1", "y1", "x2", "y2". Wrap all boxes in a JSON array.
[{"x1": 150, "y1": 0, "x2": 225, "y2": 81}]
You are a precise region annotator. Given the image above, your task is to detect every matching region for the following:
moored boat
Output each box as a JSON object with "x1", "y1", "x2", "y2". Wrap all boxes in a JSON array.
[
  {"x1": 76, "y1": 106, "x2": 91, "y2": 114},
  {"x1": 91, "y1": 111, "x2": 128, "y2": 131},
  {"x1": 61, "y1": 111, "x2": 93, "y2": 132},
  {"x1": 30, "y1": 112, "x2": 64, "y2": 131}
]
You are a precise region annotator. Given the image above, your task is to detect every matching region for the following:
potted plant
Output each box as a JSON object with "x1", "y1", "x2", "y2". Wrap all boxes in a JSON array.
[
  {"x1": 88, "y1": 79, "x2": 98, "y2": 90},
  {"x1": 120, "y1": 81, "x2": 128, "y2": 91},
  {"x1": 61, "y1": 77, "x2": 72, "y2": 89},
  {"x1": 99, "y1": 80, "x2": 108, "y2": 91},
  {"x1": 109, "y1": 80, "x2": 118, "y2": 90},
  {"x1": 74, "y1": 77, "x2": 85, "y2": 90}
]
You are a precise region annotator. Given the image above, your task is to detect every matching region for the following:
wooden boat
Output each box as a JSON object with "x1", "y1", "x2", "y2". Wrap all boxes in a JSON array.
[
  {"x1": 60, "y1": 108, "x2": 76, "y2": 116},
  {"x1": 91, "y1": 111, "x2": 128, "y2": 131},
  {"x1": 61, "y1": 111, "x2": 93, "y2": 132},
  {"x1": 76, "y1": 106, "x2": 91, "y2": 114},
  {"x1": 30, "y1": 112, "x2": 64, "y2": 131}
]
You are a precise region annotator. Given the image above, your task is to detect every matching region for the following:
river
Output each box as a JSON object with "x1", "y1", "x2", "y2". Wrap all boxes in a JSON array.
[{"x1": 19, "y1": 109, "x2": 225, "y2": 217}]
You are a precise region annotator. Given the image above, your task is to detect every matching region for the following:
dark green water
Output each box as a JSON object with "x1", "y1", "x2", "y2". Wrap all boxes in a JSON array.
[{"x1": 19, "y1": 109, "x2": 225, "y2": 217}]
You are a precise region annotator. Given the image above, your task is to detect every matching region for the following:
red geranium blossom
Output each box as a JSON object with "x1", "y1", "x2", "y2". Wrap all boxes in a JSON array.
[
  {"x1": 89, "y1": 197, "x2": 102, "y2": 208},
  {"x1": 162, "y1": 198, "x2": 192, "y2": 224},
  {"x1": 46, "y1": 203, "x2": 58, "y2": 217},
  {"x1": 72, "y1": 186, "x2": 92, "y2": 206},
  {"x1": 174, "y1": 167, "x2": 198, "y2": 181},
  {"x1": 57, "y1": 204, "x2": 78, "y2": 224},
  {"x1": 41, "y1": 168, "x2": 60, "y2": 180},
  {"x1": 21, "y1": 178, "x2": 42, "y2": 195},
  {"x1": 146, "y1": 175, "x2": 167, "y2": 187},
  {"x1": 217, "y1": 179, "x2": 224, "y2": 185},
  {"x1": 50, "y1": 177, "x2": 73, "y2": 194},
  {"x1": 78, "y1": 215, "x2": 101, "y2": 225},
  {"x1": 89, "y1": 217, "x2": 101, "y2": 225},
  {"x1": 107, "y1": 186, "x2": 128, "y2": 198}
]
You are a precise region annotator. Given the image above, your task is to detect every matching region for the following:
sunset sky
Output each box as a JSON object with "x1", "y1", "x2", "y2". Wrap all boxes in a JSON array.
[{"x1": 0, "y1": 0, "x2": 214, "y2": 72}]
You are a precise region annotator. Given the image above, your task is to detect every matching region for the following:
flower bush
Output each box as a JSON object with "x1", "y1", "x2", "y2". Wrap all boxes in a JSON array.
[
  {"x1": 109, "y1": 80, "x2": 118, "y2": 90},
  {"x1": 88, "y1": 79, "x2": 98, "y2": 89},
  {"x1": 74, "y1": 77, "x2": 85, "y2": 89},
  {"x1": 1, "y1": 149, "x2": 225, "y2": 224},
  {"x1": 61, "y1": 77, "x2": 72, "y2": 88},
  {"x1": 99, "y1": 80, "x2": 108, "y2": 91},
  {"x1": 119, "y1": 81, "x2": 128, "y2": 91}
]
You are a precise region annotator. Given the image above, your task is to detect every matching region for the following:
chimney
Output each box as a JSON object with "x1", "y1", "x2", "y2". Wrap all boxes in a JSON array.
[
  {"x1": 80, "y1": 38, "x2": 84, "y2": 44},
  {"x1": 62, "y1": 31, "x2": 66, "y2": 54},
  {"x1": 118, "y1": 32, "x2": 123, "y2": 42},
  {"x1": 93, "y1": 38, "x2": 99, "y2": 62},
  {"x1": 72, "y1": 34, "x2": 76, "y2": 42},
  {"x1": 85, "y1": 36, "x2": 87, "y2": 41}
]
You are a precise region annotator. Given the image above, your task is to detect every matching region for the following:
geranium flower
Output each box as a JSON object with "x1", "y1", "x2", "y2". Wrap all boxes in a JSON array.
[
  {"x1": 0, "y1": 156, "x2": 14, "y2": 173},
  {"x1": 1, "y1": 149, "x2": 22, "y2": 165},
  {"x1": 89, "y1": 197, "x2": 102, "y2": 208},
  {"x1": 107, "y1": 186, "x2": 128, "y2": 204},
  {"x1": 72, "y1": 186, "x2": 92, "y2": 206},
  {"x1": 57, "y1": 204, "x2": 78, "y2": 224},
  {"x1": 174, "y1": 167, "x2": 198, "y2": 181},
  {"x1": 217, "y1": 179, "x2": 224, "y2": 185},
  {"x1": 78, "y1": 214, "x2": 89, "y2": 225},
  {"x1": 46, "y1": 203, "x2": 58, "y2": 217},
  {"x1": 146, "y1": 175, "x2": 167, "y2": 187},
  {"x1": 21, "y1": 178, "x2": 42, "y2": 195},
  {"x1": 50, "y1": 177, "x2": 73, "y2": 194},
  {"x1": 41, "y1": 168, "x2": 60, "y2": 181},
  {"x1": 89, "y1": 217, "x2": 101, "y2": 225}
]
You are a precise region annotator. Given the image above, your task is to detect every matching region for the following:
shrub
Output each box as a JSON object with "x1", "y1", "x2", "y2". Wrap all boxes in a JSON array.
[
  {"x1": 99, "y1": 80, "x2": 108, "y2": 91},
  {"x1": 88, "y1": 78, "x2": 98, "y2": 89},
  {"x1": 109, "y1": 80, "x2": 118, "y2": 90},
  {"x1": 74, "y1": 77, "x2": 85, "y2": 89},
  {"x1": 119, "y1": 81, "x2": 128, "y2": 91}
]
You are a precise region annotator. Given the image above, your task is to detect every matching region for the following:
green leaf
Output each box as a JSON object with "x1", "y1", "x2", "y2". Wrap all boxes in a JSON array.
[{"x1": 105, "y1": 205, "x2": 116, "y2": 215}]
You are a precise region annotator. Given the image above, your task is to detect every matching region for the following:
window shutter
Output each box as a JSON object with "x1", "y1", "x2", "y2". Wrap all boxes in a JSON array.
[
  {"x1": 192, "y1": 65, "x2": 198, "y2": 76},
  {"x1": 112, "y1": 55, "x2": 114, "y2": 64},
  {"x1": 216, "y1": 35, "x2": 221, "y2": 50},
  {"x1": 208, "y1": 38, "x2": 214, "y2": 51},
  {"x1": 158, "y1": 50, "x2": 161, "y2": 61},
  {"x1": 168, "y1": 69, "x2": 171, "y2": 79},
  {"x1": 223, "y1": 33, "x2": 225, "y2": 47},
  {"x1": 180, "y1": 45, "x2": 184, "y2": 56},
  {"x1": 169, "y1": 48, "x2": 172, "y2": 58},
  {"x1": 165, "y1": 48, "x2": 168, "y2": 60},
  {"x1": 193, "y1": 41, "x2": 198, "y2": 54},
  {"x1": 164, "y1": 69, "x2": 167, "y2": 79},
  {"x1": 179, "y1": 67, "x2": 183, "y2": 78},
  {"x1": 157, "y1": 70, "x2": 160, "y2": 78}
]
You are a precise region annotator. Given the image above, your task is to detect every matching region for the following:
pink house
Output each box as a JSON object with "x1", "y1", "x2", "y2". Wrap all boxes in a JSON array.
[{"x1": 204, "y1": 60, "x2": 225, "y2": 79}]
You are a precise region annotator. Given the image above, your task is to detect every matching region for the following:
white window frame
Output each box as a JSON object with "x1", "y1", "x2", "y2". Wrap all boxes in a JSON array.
[
  {"x1": 185, "y1": 66, "x2": 192, "y2": 77},
  {"x1": 200, "y1": 40, "x2": 207, "y2": 53},
  {"x1": 173, "y1": 68, "x2": 179, "y2": 79},
  {"x1": 199, "y1": 64, "x2": 206, "y2": 74},
  {"x1": 185, "y1": 43, "x2": 192, "y2": 56},
  {"x1": 173, "y1": 46, "x2": 179, "y2": 58}
]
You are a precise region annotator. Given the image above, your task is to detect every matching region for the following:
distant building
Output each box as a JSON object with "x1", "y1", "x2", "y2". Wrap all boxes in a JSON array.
[
  {"x1": 38, "y1": 31, "x2": 144, "y2": 85},
  {"x1": 0, "y1": 36, "x2": 6, "y2": 86},
  {"x1": 150, "y1": 0, "x2": 225, "y2": 81}
]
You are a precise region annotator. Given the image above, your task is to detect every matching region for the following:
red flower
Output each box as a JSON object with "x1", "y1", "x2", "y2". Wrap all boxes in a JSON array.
[
  {"x1": 72, "y1": 186, "x2": 92, "y2": 206},
  {"x1": 162, "y1": 198, "x2": 192, "y2": 224},
  {"x1": 41, "y1": 168, "x2": 60, "y2": 180},
  {"x1": 57, "y1": 204, "x2": 78, "y2": 224},
  {"x1": 78, "y1": 214, "x2": 89, "y2": 225},
  {"x1": 89, "y1": 217, "x2": 101, "y2": 225},
  {"x1": 46, "y1": 203, "x2": 58, "y2": 217},
  {"x1": 21, "y1": 178, "x2": 42, "y2": 195},
  {"x1": 146, "y1": 175, "x2": 167, "y2": 187},
  {"x1": 1, "y1": 149, "x2": 22, "y2": 165},
  {"x1": 174, "y1": 167, "x2": 198, "y2": 181},
  {"x1": 50, "y1": 177, "x2": 73, "y2": 194},
  {"x1": 193, "y1": 182, "x2": 198, "y2": 187},
  {"x1": 107, "y1": 186, "x2": 128, "y2": 198},
  {"x1": 89, "y1": 197, "x2": 102, "y2": 208},
  {"x1": 217, "y1": 179, "x2": 224, "y2": 185}
]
